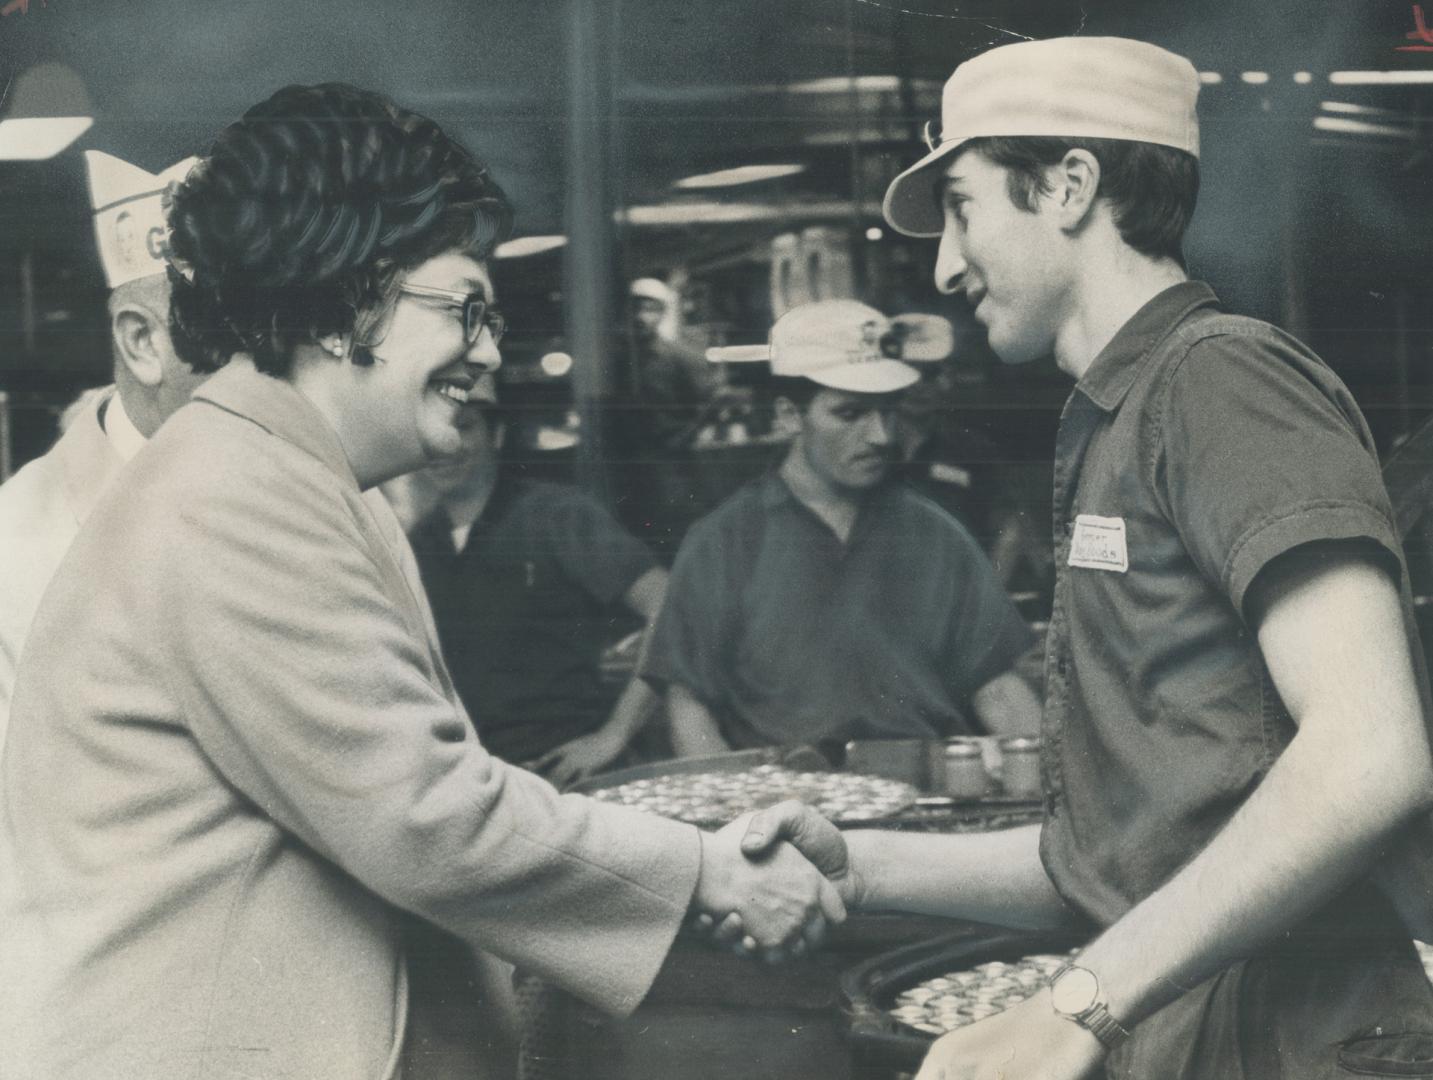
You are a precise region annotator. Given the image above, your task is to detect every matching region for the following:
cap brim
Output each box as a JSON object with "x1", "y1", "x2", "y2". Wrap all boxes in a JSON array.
[
  {"x1": 804, "y1": 360, "x2": 921, "y2": 394},
  {"x1": 881, "y1": 138, "x2": 966, "y2": 238},
  {"x1": 706, "y1": 345, "x2": 771, "y2": 364}
]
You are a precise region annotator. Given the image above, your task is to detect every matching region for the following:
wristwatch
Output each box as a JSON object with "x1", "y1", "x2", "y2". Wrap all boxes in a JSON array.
[{"x1": 1048, "y1": 964, "x2": 1130, "y2": 1050}]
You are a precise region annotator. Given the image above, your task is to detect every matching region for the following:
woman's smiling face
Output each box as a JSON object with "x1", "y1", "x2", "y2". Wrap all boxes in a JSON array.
[{"x1": 351, "y1": 249, "x2": 503, "y2": 479}]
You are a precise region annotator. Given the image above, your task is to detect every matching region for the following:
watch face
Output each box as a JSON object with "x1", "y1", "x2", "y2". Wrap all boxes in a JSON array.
[{"x1": 1050, "y1": 966, "x2": 1100, "y2": 1015}]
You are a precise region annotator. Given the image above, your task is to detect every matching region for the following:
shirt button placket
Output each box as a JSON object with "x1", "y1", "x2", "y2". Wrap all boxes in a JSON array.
[{"x1": 1043, "y1": 498, "x2": 1077, "y2": 812}]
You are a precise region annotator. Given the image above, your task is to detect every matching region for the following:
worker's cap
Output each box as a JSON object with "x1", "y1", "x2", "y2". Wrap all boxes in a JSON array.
[
  {"x1": 883, "y1": 36, "x2": 1201, "y2": 237},
  {"x1": 629, "y1": 277, "x2": 676, "y2": 306},
  {"x1": 706, "y1": 300, "x2": 952, "y2": 394},
  {"x1": 85, "y1": 150, "x2": 200, "y2": 289}
]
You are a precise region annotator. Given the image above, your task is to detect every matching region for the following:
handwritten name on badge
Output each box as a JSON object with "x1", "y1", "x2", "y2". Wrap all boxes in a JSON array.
[
  {"x1": 1, "y1": 0, "x2": 45, "y2": 18},
  {"x1": 1399, "y1": 4, "x2": 1433, "y2": 51},
  {"x1": 1068, "y1": 514, "x2": 1129, "y2": 573}
]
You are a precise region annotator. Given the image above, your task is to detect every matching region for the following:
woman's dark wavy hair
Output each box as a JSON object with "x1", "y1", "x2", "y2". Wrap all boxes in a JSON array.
[
  {"x1": 960, "y1": 136, "x2": 1199, "y2": 266},
  {"x1": 166, "y1": 83, "x2": 513, "y2": 377}
]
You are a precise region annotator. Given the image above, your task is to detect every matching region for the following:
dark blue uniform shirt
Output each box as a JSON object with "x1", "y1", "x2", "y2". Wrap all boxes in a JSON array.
[
  {"x1": 410, "y1": 476, "x2": 656, "y2": 763},
  {"x1": 1039, "y1": 281, "x2": 1425, "y2": 931},
  {"x1": 642, "y1": 472, "x2": 1033, "y2": 747}
]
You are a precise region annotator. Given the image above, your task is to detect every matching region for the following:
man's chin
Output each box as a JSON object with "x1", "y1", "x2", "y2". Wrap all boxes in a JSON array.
[
  {"x1": 420, "y1": 434, "x2": 465, "y2": 469},
  {"x1": 839, "y1": 464, "x2": 892, "y2": 490},
  {"x1": 991, "y1": 337, "x2": 1047, "y2": 366}
]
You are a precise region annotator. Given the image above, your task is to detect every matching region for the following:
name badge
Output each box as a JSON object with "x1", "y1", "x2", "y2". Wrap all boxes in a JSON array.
[{"x1": 1068, "y1": 514, "x2": 1128, "y2": 573}]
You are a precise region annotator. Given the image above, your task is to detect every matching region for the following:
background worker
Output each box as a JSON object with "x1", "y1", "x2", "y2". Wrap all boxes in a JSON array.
[{"x1": 643, "y1": 299, "x2": 1042, "y2": 758}]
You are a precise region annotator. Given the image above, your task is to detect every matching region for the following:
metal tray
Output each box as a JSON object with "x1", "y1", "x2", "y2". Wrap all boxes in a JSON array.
[
  {"x1": 575, "y1": 747, "x2": 922, "y2": 828},
  {"x1": 573, "y1": 746, "x2": 1041, "y2": 831},
  {"x1": 569, "y1": 747, "x2": 788, "y2": 793},
  {"x1": 840, "y1": 926, "x2": 1089, "y2": 1072}
]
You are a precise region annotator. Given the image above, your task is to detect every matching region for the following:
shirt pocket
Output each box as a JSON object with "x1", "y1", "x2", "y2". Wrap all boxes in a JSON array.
[{"x1": 1338, "y1": 1030, "x2": 1433, "y2": 1076}]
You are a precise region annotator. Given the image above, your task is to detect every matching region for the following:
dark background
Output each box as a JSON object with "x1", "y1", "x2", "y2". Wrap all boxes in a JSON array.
[{"x1": 2, "y1": 0, "x2": 1430, "y2": 521}]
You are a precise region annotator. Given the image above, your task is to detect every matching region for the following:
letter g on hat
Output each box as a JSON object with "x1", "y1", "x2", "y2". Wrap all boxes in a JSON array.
[{"x1": 84, "y1": 150, "x2": 199, "y2": 289}]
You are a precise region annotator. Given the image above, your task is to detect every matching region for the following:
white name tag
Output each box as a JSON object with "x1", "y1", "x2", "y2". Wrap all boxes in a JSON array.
[{"x1": 1068, "y1": 514, "x2": 1129, "y2": 573}]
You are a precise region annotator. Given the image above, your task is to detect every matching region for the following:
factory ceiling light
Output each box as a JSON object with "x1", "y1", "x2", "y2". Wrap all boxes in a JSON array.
[
  {"x1": 495, "y1": 235, "x2": 568, "y2": 258},
  {"x1": 674, "y1": 164, "x2": 806, "y2": 189},
  {"x1": 0, "y1": 64, "x2": 94, "y2": 161},
  {"x1": 1329, "y1": 70, "x2": 1433, "y2": 85}
]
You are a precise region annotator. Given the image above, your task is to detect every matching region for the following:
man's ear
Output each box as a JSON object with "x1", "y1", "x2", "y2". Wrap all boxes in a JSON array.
[
  {"x1": 113, "y1": 304, "x2": 165, "y2": 387},
  {"x1": 1052, "y1": 148, "x2": 1101, "y2": 232},
  {"x1": 772, "y1": 396, "x2": 804, "y2": 438}
]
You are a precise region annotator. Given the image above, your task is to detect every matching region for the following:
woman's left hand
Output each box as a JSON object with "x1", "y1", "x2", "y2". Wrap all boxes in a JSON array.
[{"x1": 531, "y1": 729, "x2": 626, "y2": 789}]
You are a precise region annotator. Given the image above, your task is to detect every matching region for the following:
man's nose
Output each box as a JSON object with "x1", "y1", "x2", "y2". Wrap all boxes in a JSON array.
[
  {"x1": 934, "y1": 225, "x2": 967, "y2": 296},
  {"x1": 866, "y1": 409, "x2": 897, "y2": 445}
]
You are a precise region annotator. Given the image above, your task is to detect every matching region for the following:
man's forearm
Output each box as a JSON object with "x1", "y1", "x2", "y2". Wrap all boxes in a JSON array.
[
  {"x1": 1080, "y1": 555, "x2": 1433, "y2": 1029},
  {"x1": 1081, "y1": 705, "x2": 1433, "y2": 1028},
  {"x1": 846, "y1": 825, "x2": 1080, "y2": 930},
  {"x1": 600, "y1": 676, "x2": 658, "y2": 746},
  {"x1": 972, "y1": 670, "x2": 1043, "y2": 738},
  {"x1": 668, "y1": 684, "x2": 731, "y2": 757}
]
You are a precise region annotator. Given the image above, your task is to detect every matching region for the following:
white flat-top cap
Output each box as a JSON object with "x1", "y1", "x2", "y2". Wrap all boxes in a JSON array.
[
  {"x1": 883, "y1": 36, "x2": 1200, "y2": 238},
  {"x1": 707, "y1": 299, "x2": 953, "y2": 394}
]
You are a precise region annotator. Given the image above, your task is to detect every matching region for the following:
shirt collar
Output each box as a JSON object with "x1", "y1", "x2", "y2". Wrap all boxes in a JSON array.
[
  {"x1": 759, "y1": 467, "x2": 897, "y2": 545},
  {"x1": 760, "y1": 469, "x2": 798, "y2": 509},
  {"x1": 191, "y1": 361, "x2": 360, "y2": 491},
  {"x1": 102, "y1": 391, "x2": 147, "y2": 463},
  {"x1": 1075, "y1": 281, "x2": 1220, "y2": 413}
]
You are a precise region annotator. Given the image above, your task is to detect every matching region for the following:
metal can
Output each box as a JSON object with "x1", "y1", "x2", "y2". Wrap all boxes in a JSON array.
[
  {"x1": 942, "y1": 739, "x2": 990, "y2": 800},
  {"x1": 999, "y1": 737, "x2": 1042, "y2": 799}
]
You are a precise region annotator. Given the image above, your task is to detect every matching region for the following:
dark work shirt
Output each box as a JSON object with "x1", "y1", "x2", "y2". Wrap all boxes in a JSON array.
[
  {"x1": 1039, "y1": 281, "x2": 1424, "y2": 929},
  {"x1": 641, "y1": 473, "x2": 1034, "y2": 747},
  {"x1": 410, "y1": 476, "x2": 656, "y2": 763}
]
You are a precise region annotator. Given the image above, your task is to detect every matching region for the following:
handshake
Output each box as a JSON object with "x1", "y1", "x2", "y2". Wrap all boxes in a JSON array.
[{"x1": 690, "y1": 800, "x2": 863, "y2": 961}]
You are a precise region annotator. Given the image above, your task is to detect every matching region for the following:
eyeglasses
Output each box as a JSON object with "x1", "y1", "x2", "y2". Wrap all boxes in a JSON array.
[{"x1": 398, "y1": 282, "x2": 506, "y2": 344}]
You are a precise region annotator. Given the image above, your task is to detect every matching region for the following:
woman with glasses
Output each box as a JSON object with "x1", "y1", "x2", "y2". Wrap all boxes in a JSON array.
[{"x1": 0, "y1": 83, "x2": 843, "y2": 1080}]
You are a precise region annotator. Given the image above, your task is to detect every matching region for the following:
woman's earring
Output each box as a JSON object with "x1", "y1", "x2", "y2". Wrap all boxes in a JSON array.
[{"x1": 328, "y1": 339, "x2": 346, "y2": 358}]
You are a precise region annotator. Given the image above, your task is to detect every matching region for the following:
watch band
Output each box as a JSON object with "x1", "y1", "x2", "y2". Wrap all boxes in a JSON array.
[{"x1": 1075, "y1": 1000, "x2": 1131, "y2": 1050}]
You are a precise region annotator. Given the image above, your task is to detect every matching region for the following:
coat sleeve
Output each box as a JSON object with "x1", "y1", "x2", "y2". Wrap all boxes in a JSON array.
[{"x1": 157, "y1": 445, "x2": 700, "y2": 1016}]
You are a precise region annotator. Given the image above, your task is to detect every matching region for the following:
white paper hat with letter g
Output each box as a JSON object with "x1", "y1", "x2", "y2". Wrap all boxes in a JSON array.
[{"x1": 85, "y1": 150, "x2": 199, "y2": 289}]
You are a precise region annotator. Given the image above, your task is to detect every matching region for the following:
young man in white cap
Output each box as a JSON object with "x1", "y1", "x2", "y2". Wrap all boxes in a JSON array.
[
  {"x1": 0, "y1": 150, "x2": 204, "y2": 745},
  {"x1": 642, "y1": 298, "x2": 1042, "y2": 757},
  {"x1": 744, "y1": 34, "x2": 1433, "y2": 1079}
]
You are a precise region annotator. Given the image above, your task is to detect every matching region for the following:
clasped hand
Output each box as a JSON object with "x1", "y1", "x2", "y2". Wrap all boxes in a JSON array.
[
  {"x1": 692, "y1": 802, "x2": 1108, "y2": 1080},
  {"x1": 690, "y1": 800, "x2": 857, "y2": 961}
]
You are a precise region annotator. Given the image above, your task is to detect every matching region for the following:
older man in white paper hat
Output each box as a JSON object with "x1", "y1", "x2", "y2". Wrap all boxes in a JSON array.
[
  {"x1": 641, "y1": 298, "x2": 1042, "y2": 761},
  {"x1": 0, "y1": 150, "x2": 205, "y2": 744},
  {"x1": 740, "y1": 35, "x2": 1433, "y2": 1080}
]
